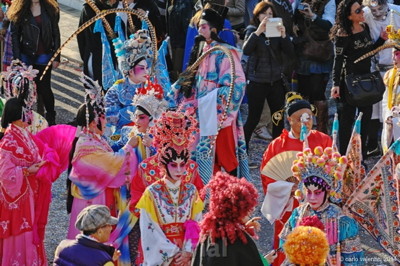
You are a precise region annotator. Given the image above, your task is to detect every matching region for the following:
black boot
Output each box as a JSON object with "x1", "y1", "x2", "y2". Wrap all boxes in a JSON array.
[{"x1": 45, "y1": 111, "x2": 56, "y2": 126}]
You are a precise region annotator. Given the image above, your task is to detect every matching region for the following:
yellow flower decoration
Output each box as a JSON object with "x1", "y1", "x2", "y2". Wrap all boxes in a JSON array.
[{"x1": 283, "y1": 226, "x2": 329, "y2": 266}]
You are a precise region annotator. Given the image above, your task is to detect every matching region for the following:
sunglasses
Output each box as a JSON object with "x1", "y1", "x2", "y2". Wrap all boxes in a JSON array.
[{"x1": 354, "y1": 6, "x2": 364, "y2": 14}]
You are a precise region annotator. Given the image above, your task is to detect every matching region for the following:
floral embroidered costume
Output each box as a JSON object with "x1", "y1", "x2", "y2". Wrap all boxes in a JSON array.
[
  {"x1": 168, "y1": 9, "x2": 249, "y2": 184},
  {"x1": 135, "y1": 110, "x2": 204, "y2": 265},
  {"x1": 67, "y1": 75, "x2": 138, "y2": 239},
  {"x1": 279, "y1": 146, "x2": 364, "y2": 265},
  {"x1": 0, "y1": 65, "x2": 75, "y2": 265}
]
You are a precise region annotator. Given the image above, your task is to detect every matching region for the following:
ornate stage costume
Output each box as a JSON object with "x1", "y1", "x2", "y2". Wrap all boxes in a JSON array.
[
  {"x1": 0, "y1": 62, "x2": 75, "y2": 266},
  {"x1": 0, "y1": 124, "x2": 46, "y2": 265},
  {"x1": 280, "y1": 203, "x2": 364, "y2": 265},
  {"x1": 136, "y1": 179, "x2": 203, "y2": 265},
  {"x1": 279, "y1": 146, "x2": 364, "y2": 265},
  {"x1": 169, "y1": 40, "x2": 249, "y2": 183},
  {"x1": 130, "y1": 155, "x2": 204, "y2": 210},
  {"x1": 68, "y1": 131, "x2": 137, "y2": 239}
]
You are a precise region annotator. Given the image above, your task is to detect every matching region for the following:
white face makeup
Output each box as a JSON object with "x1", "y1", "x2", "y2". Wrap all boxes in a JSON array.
[
  {"x1": 166, "y1": 158, "x2": 186, "y2": 183},
  {"x1": 305, "y1": 184, "x2": 326, "y2": 210},
  {"x1": 369, "y1": 3, "x2": 388, "y2": 21}
]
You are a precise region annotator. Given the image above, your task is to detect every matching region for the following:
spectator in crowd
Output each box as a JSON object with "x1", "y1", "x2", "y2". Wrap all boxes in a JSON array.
[
  {"x1": 243, "y1": 1, "x2": 294, "y2": 150},
  {"x1": 77, "y1": 0, "x2": 118, "y2": 88},
  {"x1": 292, "y1": 0, "x2": 336, "y2": 133},
  {"x1": 330, "y1": 0, "x2": 386, "y2": 157},
  {"x1": 363, "y1": 0, "x2": 400, "y2": 156},
  {"x1": 225, "y1": 0, "x2": 246, "y2": 32},
  {"x1": 166, "y1": 0, "x2": 195, "y2": 79},
  {"x1": 192, "y1": 172, "x2": 264, "y2": 265},
  {"x1": 54, "y1": 205, "x2": 121, "y2": 265},
  {"x1": 8, "y1": 0, "x2": 60, "y2": 125}
]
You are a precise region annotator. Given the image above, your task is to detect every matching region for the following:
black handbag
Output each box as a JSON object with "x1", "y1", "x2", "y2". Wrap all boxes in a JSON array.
[{"x1": 344, "y1": 71, "x2": 385, "y2": 107}]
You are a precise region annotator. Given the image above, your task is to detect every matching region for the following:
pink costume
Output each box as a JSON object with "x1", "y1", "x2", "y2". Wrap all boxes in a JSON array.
[
  {"x1": 0, "y1": 124, "x2": 75, "y2": 265},
  {"x1": 67, "y1": 131, "x2": 137, "y2": 239}
]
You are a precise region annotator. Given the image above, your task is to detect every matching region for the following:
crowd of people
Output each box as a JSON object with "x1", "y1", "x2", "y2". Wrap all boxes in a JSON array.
[{"x1": 1, "y1": 0, "x2": 400, "y2": 265}]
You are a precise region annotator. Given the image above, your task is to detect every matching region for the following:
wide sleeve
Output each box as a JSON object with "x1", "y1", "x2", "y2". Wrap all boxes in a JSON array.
[
  {"x1": 70, "y1": 141, "x2": 137, "y2": 199},
  {"x1": 0, "y1": 151, "x2": 25, "y2": 198},
  {"x1": 332, "y1": 36, "x2": 349, "y2": 87},
  {"x1": 278, "y1": 207, "x2": 299, "y2": 245},
  {"x1": 137, "y1": 190, "x2": 180, "y2": 265},
  {"x1": 129, "y1": 167, "x2": 147, "y2": 212},
  {"x1": 339, "y1": 216, "x2": 364, "y2": 265},
  {"x1": 214, "y1": 46, "x2": 246, "y2": 128}
]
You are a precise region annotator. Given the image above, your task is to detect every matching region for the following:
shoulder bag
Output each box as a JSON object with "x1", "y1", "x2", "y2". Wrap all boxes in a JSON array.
[{"x1": 344, "y1": 71, "x2": 385, "y2": 107}]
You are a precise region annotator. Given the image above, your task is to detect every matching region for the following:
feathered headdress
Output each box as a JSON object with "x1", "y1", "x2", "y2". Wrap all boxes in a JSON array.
[
  {"x1": 150, "y1": 110, "x2": 198, "y2": 154},
  {"x1": 1, "y1": 59, "x2": 39, "y2": 124},
  {"x1": 291, "y1": 146, "x2": 348, "y2": 203},
  {"x1": 113, "y1": 29, "x2": 153, "y2": 76},
  {"x1": 131, "y1": 77, "x2": 167, "y2": 124},
  {"x1": 79, "y1": 74, "x2": 105, "y2": 128}
]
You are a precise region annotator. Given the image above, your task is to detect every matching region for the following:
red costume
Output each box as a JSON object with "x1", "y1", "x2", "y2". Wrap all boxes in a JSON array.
[
  {"x1": 129, "y1": 154, "x2": 204, "y2": 212},
  {"x1": 260, "y1": 129, "x2": 331, "y2": 264}
]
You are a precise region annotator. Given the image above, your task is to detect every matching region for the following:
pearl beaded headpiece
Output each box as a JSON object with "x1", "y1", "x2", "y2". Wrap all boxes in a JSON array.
[
  {"x1": 79, "y1": 74, "x2": 105, "y2": 128},
  {"x1": 292, "y1": 146, "x2": 348, "y2": 203}
]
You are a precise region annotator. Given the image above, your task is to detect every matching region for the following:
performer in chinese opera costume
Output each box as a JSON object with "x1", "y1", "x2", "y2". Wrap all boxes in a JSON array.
[
  {"x1": 192, "y1": 172, "x2": 264, "y2": 266},
  {"x1": 135, "y1": 110, "x2": 204, "y2": 265},
  {"x1": 279, "y1": 146, "x2": 364, "y2": 265},
  {"x1": 0, "y1": 60, "x2": 49, "y2": 136},
  {"x1": 111, "y1": 77, "x2": 167, "y2": 155},
  {"x1": 105, "y1": 29, "x2": 153, "y2": 141},
  {"x1": 260, "y1": 92, "x2": 331, "y2": 265},
  {"x1": 67, "y1": 75, "x2": 139, "y2": 240},
  {"x1": 0, "y1": 64, "x2": 75, "y2": 265},
  {"x1": 168, "y1": 8, "x2": 249, "y2": 184}
]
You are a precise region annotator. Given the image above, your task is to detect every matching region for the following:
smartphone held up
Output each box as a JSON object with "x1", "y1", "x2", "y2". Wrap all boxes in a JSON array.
[{"x1": 265, "y1": 17, "x2": 283, "y2": 38}]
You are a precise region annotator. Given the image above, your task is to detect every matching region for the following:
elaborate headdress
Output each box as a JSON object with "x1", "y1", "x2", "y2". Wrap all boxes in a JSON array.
[
  {"x1": 131, "y1": 78, "x2": 168, "y2": 124},
  {"x1": 151, "y1": 110, "x2": 198, "y2": 157},
  {"x1": 272, "y1": 92, "x2": 317, "y2": 126},
  {"x1": 113, "y1": 29, "x2": 153, "y2": 76},
  {"x1": 292, "y1": 146, "x2": 348, "y2": 203},
  {"x1": 200, "y1": 8, "x2": 224, "y2": 32},
  {"x1": 1, "y1": 60, "x2": 39, "y2": 124},
  {"x1": 79, "y1": 74, "x2": 105, "y2": 128},
  {"x1": 283, "y1": 226, "x2": 329, "y2": 266}
]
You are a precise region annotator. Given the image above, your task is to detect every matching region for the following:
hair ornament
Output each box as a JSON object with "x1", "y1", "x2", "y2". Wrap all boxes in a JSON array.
[
  {"x1": 292, "y1": 146, "x2": 348, "y2": 203},
  {"x1": 131, "y1": 77, "x2": 168, "y2": 125},
  {"x1": 79, "y1": 74, "x2": 105, "y2": 128},
  {"x1": 151, "y1": 110, "x2": 198, "y2": 156},
  {"x1": 1, "y1": 60, "x2": 39, "y2": 124},
  {"x1": 113, "y1": 29, "x2": 153, "y2": 76}
]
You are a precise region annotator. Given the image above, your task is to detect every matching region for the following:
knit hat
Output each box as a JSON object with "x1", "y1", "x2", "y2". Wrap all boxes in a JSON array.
[
  {"x1": 200, "y1": 8, "x2": 224, "y2": 32},
  {"x1": 75, "y1": 205, "x2": 118, "y2": 231}
]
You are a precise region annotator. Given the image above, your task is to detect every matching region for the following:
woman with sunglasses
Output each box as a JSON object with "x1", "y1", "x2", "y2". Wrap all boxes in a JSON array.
[{"x1": 330, "y1": 0, "x2": 387, "y2": 157}]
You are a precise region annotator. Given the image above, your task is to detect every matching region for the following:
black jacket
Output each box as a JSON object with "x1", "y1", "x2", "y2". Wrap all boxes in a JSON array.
[
  {"x1": 77, "y1": 0, "x2": 118, "y2": 87},
  {"x1": 243, "y1": 26, "x2": 294, "y2": 83},
  {"x1": 11, "y1": 6, "x2": 60, "y2": 61}
]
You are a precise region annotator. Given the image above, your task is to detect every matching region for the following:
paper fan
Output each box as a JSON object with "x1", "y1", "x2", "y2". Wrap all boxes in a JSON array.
[
  {"x1": 34, "y1": 124, "x2": 77, "y2": 173},
  {"x1": 261, "y1": 151, "x2": 298, "y2": 181},
  {"x1": 26, "y1": 111, "x2": 49, "y2": 134}
]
